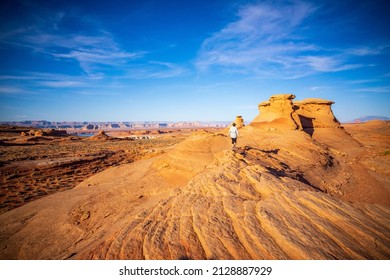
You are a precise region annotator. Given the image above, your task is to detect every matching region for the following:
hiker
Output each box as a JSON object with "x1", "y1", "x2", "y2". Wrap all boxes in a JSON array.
[{"x1": 228, "y1": 123, "x2": 239, "y2": 149}]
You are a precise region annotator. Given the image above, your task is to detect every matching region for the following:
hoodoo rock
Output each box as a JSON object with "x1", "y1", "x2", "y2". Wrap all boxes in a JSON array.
[
  {"x1": 223, "y1": 116, "x2": 245, "y2": 135},
  {"x1": 251, "y1": 94, "x2": 341, "y2": 134},
  {"x1": 233, "y1": 115, "x2": 245, "y2": 128},
  {"x1": 294, "y1": 98, "x2": 340, "y2": 129},
  {"x1": 251, "y1": 94, "x2": 299, "y2": 130}
]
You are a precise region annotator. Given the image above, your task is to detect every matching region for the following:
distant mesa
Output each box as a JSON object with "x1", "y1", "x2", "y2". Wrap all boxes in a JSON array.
[
  {"x1": 347, "y1": 116, "x2": 390, "y2": 123},
  {"x1": 85, "y1": 124, "x2": 98, "y2": 130},
  {"x1": 1, "y1": 120, "x2": 222, "y2": 131}
]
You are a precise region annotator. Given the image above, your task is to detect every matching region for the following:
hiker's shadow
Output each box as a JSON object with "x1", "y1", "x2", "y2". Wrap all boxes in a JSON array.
[
  {"x1": 242, "y1": 146, "x2": 279, "y2": 154},
  {"x1": 261, "y1": 149, "x2": 279, "y2": 154}
]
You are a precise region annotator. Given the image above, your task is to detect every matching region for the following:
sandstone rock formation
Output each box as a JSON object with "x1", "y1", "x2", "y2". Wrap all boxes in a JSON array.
[
  {"x1": 223, "y1": 116, "x2": 245, "y2": 135},
  {"x1": 251, "y1": 94, "x2": 299, "y2": 130},
  {"x1": 34, "y1": 130, "x2": 44, "y2": 137},
  {"x1": 0, "y1": 94, "x2": 389, "y2": 260},
  {"x1": 294, "y1": 98, "x2": 340, "y2": 129},
  {"x1": 251, "y1": 94, "x2": 341, "y2": 133},
  {"x1": 233, "y1": 115, "x2": 245, "y2": 129},
  {"x1": 87, "y1": 130, "x2": 112, "y2": 141}
]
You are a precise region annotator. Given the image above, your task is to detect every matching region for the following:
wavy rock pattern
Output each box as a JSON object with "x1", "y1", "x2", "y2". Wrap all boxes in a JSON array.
[{"x1": 77, "y1": 137, "x2": 389, "y2": 260}]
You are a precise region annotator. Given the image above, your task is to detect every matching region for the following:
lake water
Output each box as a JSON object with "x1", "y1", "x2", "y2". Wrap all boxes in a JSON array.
[{"x1": 75, "y1": 133, "x2": 95, "y2": 137}]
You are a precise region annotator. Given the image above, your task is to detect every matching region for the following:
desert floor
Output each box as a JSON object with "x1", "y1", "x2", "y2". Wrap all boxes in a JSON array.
[
  {"x1": 0, "y1": 122, "x2": 389, "y2": 259},
  {"x1": 0, "y1": 127, "x2": 200, "y2": 214}
]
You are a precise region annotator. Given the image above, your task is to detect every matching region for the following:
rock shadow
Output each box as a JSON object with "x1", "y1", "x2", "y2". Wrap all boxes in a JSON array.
[
  {"x1": 298, "y1": 115, "x2": 315, "y2": 137},
  {"x1": 266, "y1": 166, "x2": 323, "y2": 192},
  {"x1": 242, "y1": 146, "x2": 279, "y2": 154}
]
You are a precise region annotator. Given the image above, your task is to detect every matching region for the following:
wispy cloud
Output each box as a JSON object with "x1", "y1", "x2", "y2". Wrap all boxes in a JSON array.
[
  {"x1": 0, "y1": 85, "x2": 39, "y2": 95},
  {"x1": 0, "y1": 72, "x2": 117, "y2": 95},
  {"x1": 4, "y1": 27, "x2": 143, "y2": 76},
  {"x1": 347, "y1": 45, "x2": 390, "y2": 56},
  {"x1": 347, "y1": 79, "x2": 379, "y2": 84},
  {"x1": 196, "y1": 1, "x2": 315, "y2": 76},
  {"x1": 298, "y1": 55, "x2": 362, "y2": 72},
  {"x1": 0, "y1": 10, "x2": 185, "y2": 80},
  {"x1": 0, "y1": 86, "x2": 26, "y2": 94},
  {"x1": 38, "y1": 80, "x2": 84, "y2": 88},
  {"x1": 125, "y1": 61, "x2": 188, "y2": 79},
  {"x1": 196, "y1": 1, "x2": 384, "y2": 79},
  {"x1": 0, "y1": 7, "x2": 189, "y2": 99},
  {"x1": 353, "y1": 87, "x2": 390, "y2": 93}
]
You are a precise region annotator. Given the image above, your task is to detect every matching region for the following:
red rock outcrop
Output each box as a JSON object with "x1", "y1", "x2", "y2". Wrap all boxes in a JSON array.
[
  {"x1": 233, "y1": 115, "x2": 245, "y2": 129},
  {"x1": 251, "y1": 94, "x2": 299, "y2": 130},
  {"x1": 87, "y1": 130, "x2": 112, "y2": 141},
  {"x1": 294, "y1": 98, "x2": 340, "y2": 129},
  {"x1": 250, "y1": 94, "x2": 341, "y2": 132}
]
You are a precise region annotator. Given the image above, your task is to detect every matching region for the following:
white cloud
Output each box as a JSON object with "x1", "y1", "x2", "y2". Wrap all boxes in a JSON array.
[
  {"x1": 0, "y1": 86, "x2": 38, "y2": 95},
  {"x1": 196, "y1": 1, "x2": 380, "y2": 79},
  {"x1": 1, "y1": 11, "x2": 143, "y2": 77},
  {"x1": 125, "y1": 61, "x2": 188, "y2": 79},
  {"x1": 196, "y1": 1, "x2": 315, "y2": 75},
  {"x1": 347, "y1": 45, "x2": 390, "y2": 56},
  {"x1": 353, "y1": 87, "x2": 390, "y2": 93},
  {"x1": 0, "y1": 72, "x2": 119, "y2": 95},
  {"x1": 39, "y1": 80, "x2": 84, "y2": 87},
  {"x1": 0, "y1": 6, "x2": 191, "y2": 83},
  {"x1": 0, "y1": 86, "x2": 25, "y2": 94},
  {"x1": 299, "y1": 55, "x2": 362, "y2": 72}
]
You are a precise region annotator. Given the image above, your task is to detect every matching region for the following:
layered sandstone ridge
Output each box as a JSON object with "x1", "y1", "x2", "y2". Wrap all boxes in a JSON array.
[{"x1": 0, "y1": 95, "x2": 389, "y2": 260}]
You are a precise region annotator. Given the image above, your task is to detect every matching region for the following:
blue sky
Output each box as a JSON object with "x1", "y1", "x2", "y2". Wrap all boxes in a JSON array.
[{"x1": 0, "y1": 0, "x2": 389, "y2": 122}]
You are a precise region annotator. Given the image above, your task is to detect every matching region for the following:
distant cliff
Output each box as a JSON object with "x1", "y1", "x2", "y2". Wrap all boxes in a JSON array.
[{"x1": 346, "y1": 116, "x2": 390, "y2": 123}]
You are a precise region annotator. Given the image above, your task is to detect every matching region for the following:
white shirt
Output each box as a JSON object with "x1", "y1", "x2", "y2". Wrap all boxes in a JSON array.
[{"x1": 228, "y1": 126, "x2": 239, "y2": 138}]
